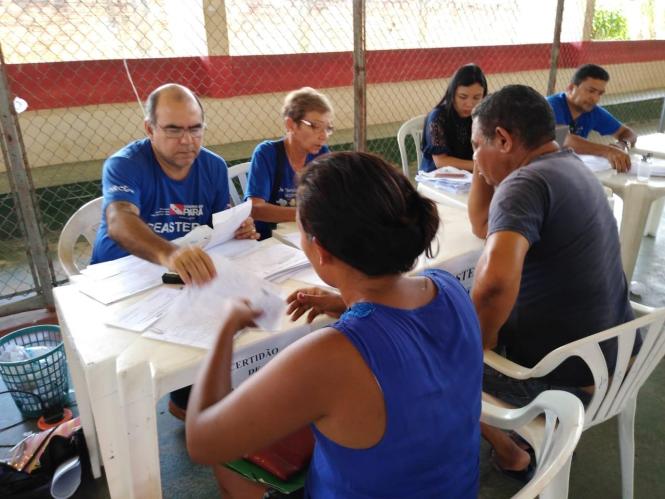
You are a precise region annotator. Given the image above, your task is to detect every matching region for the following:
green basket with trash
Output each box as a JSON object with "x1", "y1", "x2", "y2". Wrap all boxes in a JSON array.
[{"x1": 0, "y1": 325, "x2": 69, "y2": 418}]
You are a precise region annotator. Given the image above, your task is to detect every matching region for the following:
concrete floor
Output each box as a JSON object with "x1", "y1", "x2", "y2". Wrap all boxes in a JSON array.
[{"x1": 1, "y1": 210, "x2": 664, "y2": 499}]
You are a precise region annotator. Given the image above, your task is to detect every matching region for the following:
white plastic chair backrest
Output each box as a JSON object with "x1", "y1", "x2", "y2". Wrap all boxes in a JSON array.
[
  {"x1": 228, "y1": 161, "x2": 250, "y2": 206},
  {"x1": 481, "y1": 391, "x2": 584, "y2": 499},
  {"x1": 396, "y1": 114, "x2": 426, "y2": 178},
  {"x1": 57, "y1": 197, "x2": 103, "y2": 276},
  {"x1": 497, "y1": 302, "x2": 665, "y2": 429}
]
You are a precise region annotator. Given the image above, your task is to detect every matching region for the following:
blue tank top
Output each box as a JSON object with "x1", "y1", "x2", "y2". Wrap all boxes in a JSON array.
[{"x1": 305, "y1": 269, "x2": 482, "y2": 499}]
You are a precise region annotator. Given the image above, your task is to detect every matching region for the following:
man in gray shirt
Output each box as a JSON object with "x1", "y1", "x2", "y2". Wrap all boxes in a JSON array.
[{"x1": 468, "y1": 85, "x2": 632, "y2": 480}]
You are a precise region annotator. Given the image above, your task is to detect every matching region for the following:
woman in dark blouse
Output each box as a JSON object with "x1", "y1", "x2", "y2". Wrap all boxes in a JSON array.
[{"x1": 421, "y1": 64, "x2": 488, "y2": 172}]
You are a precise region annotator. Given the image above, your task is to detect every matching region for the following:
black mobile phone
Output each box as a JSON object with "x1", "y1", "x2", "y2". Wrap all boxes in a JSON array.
[{"x1": 161, "y1": 272, "x2": 185, "y2": 285}]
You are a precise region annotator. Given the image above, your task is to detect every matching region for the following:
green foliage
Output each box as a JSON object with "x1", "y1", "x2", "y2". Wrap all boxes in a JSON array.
[{"x1": 592, "y1": 9, "x2": 629, "y2": 40}]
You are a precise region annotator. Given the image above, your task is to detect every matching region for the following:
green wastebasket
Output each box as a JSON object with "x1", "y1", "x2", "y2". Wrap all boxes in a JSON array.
[{"x1": 0, "y1": 325, "x2": 69, "y2": 418}]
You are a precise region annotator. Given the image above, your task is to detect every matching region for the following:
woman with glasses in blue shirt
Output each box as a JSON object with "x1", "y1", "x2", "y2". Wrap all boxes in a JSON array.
[{"x1": 246, "y1": 87, "x2": 333, "y2": 239}]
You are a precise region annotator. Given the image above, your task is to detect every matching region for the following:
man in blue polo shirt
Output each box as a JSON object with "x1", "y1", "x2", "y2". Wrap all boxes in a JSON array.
[
  {"x1": 547, "y1": 64, "x2": 637, "y2": 172},
  {"x1": 91, "y1": 83, "x2": 258, "y2": 286}
]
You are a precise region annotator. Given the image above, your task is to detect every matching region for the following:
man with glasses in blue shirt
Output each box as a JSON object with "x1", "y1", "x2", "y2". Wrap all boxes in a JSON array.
[
  {"x1": 91, "y1": 83, "x2": 258, "y2": 285},
  {"x1": 547, "y1": 64, "x2": 637, "y2": 172}
]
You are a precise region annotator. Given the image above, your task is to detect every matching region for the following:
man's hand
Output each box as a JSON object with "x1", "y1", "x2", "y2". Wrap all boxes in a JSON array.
[
  {"x1": 605, "y1": 145, "x2": 631, "y2": 172},
  {"x1": 165, "y1": 246, "x2": 216, "y2": 286},
  {"x1": 286, "y1": 287, "x2": 346, "y2": 323},
  {"x1": 234, "y1": 217, "x2": 259, "y2": 240}
]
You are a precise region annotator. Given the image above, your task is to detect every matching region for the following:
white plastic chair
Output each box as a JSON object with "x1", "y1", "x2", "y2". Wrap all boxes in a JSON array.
[
  {"x1": 484, "y1": 301, "x2": 665, "y2": 499},
  {"x1": 227, "y1": 161, "x2": 250, "y2": 206},
  {"x1": 57, "y1": 197, "x2": 103, "y2": 276},
  {"x1": 481, "y1": 391, "x2": 584, "y2": 499},
  {"x1": 396, "y1": 114, "x2": 426, "y2": 178}
]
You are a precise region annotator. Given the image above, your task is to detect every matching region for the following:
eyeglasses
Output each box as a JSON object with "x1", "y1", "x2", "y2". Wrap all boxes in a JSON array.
[
  {"x1": 299, "y1": 119, "x2": 334, "y2": 137},
  {"x1": 157, "y1": 123, "x2": 206, "y2": 139}
]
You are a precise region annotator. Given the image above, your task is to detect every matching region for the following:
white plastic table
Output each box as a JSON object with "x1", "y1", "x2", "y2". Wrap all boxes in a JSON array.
[
  {"x1": 112, "y1": 205, "x2": 483, "y2": 499},
  {"x1": 594, "y1": 169, "x2": 665, "y2": 282}
]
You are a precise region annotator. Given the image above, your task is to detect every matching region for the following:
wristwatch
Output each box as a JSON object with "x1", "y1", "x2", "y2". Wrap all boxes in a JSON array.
[{"x1": 614, "y1": 139, "x2": 630, "y2": 151}]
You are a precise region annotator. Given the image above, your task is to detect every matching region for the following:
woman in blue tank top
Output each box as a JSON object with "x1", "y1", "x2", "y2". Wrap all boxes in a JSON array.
[{"x1": 185, "y1": 152, "x2": 483, "y2": 498}]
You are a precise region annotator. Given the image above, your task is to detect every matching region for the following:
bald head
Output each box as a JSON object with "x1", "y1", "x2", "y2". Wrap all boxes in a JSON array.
[{"x1": 145, "y1": 84, "x2": 205, "y2": 126}]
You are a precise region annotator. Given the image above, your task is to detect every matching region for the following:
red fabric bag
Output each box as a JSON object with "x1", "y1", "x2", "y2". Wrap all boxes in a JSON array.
[{"x1": 244, "y1": 427, "x2": 315, "y2": 480}]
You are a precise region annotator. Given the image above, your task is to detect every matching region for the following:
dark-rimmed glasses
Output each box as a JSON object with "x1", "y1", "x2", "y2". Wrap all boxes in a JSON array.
[{"x1": 157, "y1": 123, "x2": 206, "y2": 139}]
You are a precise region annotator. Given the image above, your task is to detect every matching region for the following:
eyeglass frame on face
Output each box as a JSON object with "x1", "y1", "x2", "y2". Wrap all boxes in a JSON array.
[
  {"x1": 299, "y1": 119, "x2": 334, "y2": 137},
  {"x1": 155, "y1": 123, "x2": 207, "y2": 139}
]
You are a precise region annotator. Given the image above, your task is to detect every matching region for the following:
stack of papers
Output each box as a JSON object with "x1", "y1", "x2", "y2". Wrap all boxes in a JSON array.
[
  {"x1": 231, "y1": 243, "x2": 311, "y2": 283},
  {"x1": 415, "y1": 167, "x2": 472, "y2": 193},
  {"x1": 79, "y1": 257, "x2": 164, "y2": 305},
  {"x1": 578, "y1": 154, "x2": 613, "y2": 172}
]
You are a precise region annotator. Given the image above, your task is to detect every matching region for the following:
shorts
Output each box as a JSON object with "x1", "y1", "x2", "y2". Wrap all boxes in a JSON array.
[{"x1": 483, "y1": 365, "x2": 591, "y2": 407}]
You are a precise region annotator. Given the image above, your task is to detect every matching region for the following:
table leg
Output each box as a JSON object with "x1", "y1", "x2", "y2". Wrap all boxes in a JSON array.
[
  {"x1": 59, "y1": 319, "x2": 101, "y2": 478},
  {"x1": 644, "y1": 197, "x2": 664, "y2": 237},
  {"x1": 117, "y1": 359, "x2": 163, "y2": 499},
  {"x1": 617, "y1": 183, "x2": 656, "y2": 282}
]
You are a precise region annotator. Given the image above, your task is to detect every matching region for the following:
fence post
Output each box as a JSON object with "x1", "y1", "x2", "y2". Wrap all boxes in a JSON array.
[
  {"x1": 546, "y1": 0, "x2": 566, "y2": 96},
  {"x1": 0, "y1": 44, "x2": 54, "y2": 308},
  {"x1": 353, "y1": 0, "x2": 367, "y2": 152}
]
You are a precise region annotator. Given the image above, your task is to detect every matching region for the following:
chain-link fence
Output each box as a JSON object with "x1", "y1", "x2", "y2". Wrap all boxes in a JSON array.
[{"x1": 1, "y1": 0, "x2": 664, "y2": 313}]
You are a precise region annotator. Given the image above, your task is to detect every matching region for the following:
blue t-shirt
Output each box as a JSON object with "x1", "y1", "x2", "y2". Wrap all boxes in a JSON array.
[
  {"x1": 91, "y1": 138, "x2": 230, "y2": 263},
  {"x1": 547, "y1": 92, "x2": 622, "y2": 138},
  {"x1": 305, "y1": 269, "x2": 482, "y2": 499},
  {"x1": 245, "y1": 139, "x2": 329, "y2": 239},
  {"x1": 488, "y1": 149, "x2": 633, "y2": 386}
]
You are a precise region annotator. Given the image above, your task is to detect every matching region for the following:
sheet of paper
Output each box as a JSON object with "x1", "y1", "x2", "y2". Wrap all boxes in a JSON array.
[
  {"x1": 230, "y1": 243, "x2": 310, "y2": 282},
  {"x1": 416, "y1": 168, "x2": 472, "y2": 194},
  {"x1": 81, "y1": 253, "x2": 151, "y2": 280},
  {"x1": 207, "y1": 238, "x2": 260, "y2": 259},
  {"x1": 105, "y1": 286, "x2": 182, "y2": 332},
  {"x1": 78, "y1": 268, "x2": 163, "y2": 305},
  {"x1": 207, "y1": 200, "x2": 252, "y2": 249},
  {"x1": 282, "y1": 231, "x2": 302, "y2": 250},
  {"x1": 580, "y1": 154, "x2": 665, "y2": 177},
  {"x1": 172, "y1": 224, "x2": 213, "y2": 248},
  {"x1": 143, "y1": 256, "x2": 287, "y2": 349},
  {"x1": 578, "y1": 154, "x2": 613, "y2": 172}
]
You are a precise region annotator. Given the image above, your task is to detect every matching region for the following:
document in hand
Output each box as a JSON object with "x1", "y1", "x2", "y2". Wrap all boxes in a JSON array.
[
  {"x1": 143, "y1": 255, "x2": 287, "y2": 350},
  {"x1": 173, "y1": 199, "x2": 253, "y2": 250}
]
